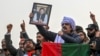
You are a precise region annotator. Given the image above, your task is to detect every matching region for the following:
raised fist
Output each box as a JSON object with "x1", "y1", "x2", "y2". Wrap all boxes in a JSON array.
[
  {"x1": 90, "y1": 12, "x2": 96, "y2": 21},
  {"x1": 20, "y1": 20, "x2": 25, "y2": 32},
  {"x1": 29, "y1": 12, "x2": 34, "y2": 18},
  {"x1": 58, "y1": 31, "x2": 63, "y2": 36},
  {"x1": 7, "y1": 24, "x2": 13, "y2": 33}
]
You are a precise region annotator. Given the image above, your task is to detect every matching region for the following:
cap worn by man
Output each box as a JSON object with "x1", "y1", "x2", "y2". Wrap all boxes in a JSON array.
[
  {"x1": 61, "y1": 16, "x2": 76, "y2": 31},
  {"x1": 86, "y1": 24, "x2": 98, "y2": 30}
]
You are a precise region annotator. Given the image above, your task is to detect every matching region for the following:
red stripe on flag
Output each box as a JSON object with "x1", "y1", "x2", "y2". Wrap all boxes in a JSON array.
[{"x1": 41, "y1": 42, "x2": 62, "y2": 56}]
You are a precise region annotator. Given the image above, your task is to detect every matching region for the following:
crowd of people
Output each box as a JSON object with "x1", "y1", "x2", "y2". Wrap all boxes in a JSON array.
[{"x1": 0, "y1": 12, "x2": 100, "y2": 56}]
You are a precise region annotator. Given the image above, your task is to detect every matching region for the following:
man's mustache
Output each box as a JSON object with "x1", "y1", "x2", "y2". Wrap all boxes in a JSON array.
[
  {"x1": 63, "y1": 26, "x2": 67, "y2": 29},
  {"x1": 26, "y1": 45, "x2": 31, "y2": 48}
]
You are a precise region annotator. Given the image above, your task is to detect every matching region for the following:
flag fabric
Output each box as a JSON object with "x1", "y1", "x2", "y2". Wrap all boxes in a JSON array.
[{"x1": 41, "y1": 42, "x2": 90, "y2": 56}]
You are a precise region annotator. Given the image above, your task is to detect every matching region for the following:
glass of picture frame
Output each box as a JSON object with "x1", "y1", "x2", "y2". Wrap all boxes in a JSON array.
[{"x1": 29, "y1": 2, "x2": 52, "y2": 26}]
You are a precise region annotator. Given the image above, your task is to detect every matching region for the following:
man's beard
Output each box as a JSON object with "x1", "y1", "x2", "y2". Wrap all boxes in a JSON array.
[
  {"x1": 37, "y1": 40, "x2": 41, "y2": 43},
  {"x1": 25, "y1": 46, "x2": 34, "y2": 51},
  {"x1": 2, "y1": 45, "x2": 6, "y2": 49},
  {"x1": 87, "y1": 32, "x2": 95, "y2": 38}
]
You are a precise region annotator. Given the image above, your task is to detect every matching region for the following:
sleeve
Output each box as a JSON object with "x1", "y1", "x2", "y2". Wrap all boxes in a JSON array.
[
  {"x1": 95, "y1": 38, "x2": 100, "y2": 51},
  {"x1": 20, "y1": 32, "x2": 29, "y2": 39},
  {"x1": 61, "y1": 34, "x2": 82, "y2": 43},
  {"x1": 94, "y1": 22, "x2": 99, "y2": 30},
  {"x1": 36, "y1": 25, "x2": 57, "y2": 41},
  {"x1": 5, "y1": 33, "x2": 17, "y2": 56}
]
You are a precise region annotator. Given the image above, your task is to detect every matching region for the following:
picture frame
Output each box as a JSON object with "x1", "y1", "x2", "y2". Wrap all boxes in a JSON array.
[{"x1": 29, "y1": 2, "x2": 52, "y2": 26}]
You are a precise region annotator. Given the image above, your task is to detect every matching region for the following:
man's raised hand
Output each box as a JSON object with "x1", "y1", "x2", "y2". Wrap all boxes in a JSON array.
[
  {"x1": 7, "y1": 24, "x2": 13, "y2": 33},
  {"x1": 90, "y1": 11, "x2": 96, "y2": 22},
  {"x1": 20, "y1": 20, "x2": 26, "y2": 32}
]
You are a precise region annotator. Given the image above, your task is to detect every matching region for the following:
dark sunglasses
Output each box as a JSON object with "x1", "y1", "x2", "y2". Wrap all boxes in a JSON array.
[
  {"x1": 87, "y1": 28, "x2": 93, "y2": 31},
  {"x1": 62, "y1": 23, "x2": 69, "y2": 26}
]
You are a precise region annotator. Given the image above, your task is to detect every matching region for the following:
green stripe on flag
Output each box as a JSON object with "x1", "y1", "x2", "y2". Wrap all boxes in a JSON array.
[
  {"x1": 62, "y1": 43, "x2": 90, "y2": 56},
  {"x1": 41, "y1": 42, "x2": 90, "y2": 56}
]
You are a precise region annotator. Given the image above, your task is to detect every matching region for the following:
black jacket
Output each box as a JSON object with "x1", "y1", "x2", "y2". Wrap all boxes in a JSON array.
[
  {"x1": 95, "y1": 38, "x2": 100, "y2": 55},
  {"x1": 36, "y1": 25, "x2": 82, "y2": 43},
  {"x1": 4, "y1": 32, "x2": 35, "y2": 56}
]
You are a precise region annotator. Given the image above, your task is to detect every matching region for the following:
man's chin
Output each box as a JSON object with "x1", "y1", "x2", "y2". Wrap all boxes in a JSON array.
[
  {"x1": 26, "y1": 49, "x2": 32, "y2": 51},
  {"x1": 2, "y1": 47, "x2": 6, "y2": 49},
  {"x1": 62, "y1": 30, "x2": 67, "y2": 32}
]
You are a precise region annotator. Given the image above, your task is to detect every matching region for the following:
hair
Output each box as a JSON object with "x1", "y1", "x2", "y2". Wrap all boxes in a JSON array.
[
  {"x1": 78, "y1": 31, "x2": 90, "y2": 43},
  {"x1": 7, "y1": 24, "x2": 13, "y2": 28},
  {"x1": 39, "y1": 8, "x2": 45, "y2": 12},
  {"x1": 36, "y1": 32, "x2": 48, "y2": 42},
  {"x1": 23, "y1": 39, "x2": 35, "y2": 46},
  {"x1": 75, "y1": 25, "x2": 83, "y2": 33},
  {"x1": 36, "y1": 32, "x2": 41, "y2": 35}
]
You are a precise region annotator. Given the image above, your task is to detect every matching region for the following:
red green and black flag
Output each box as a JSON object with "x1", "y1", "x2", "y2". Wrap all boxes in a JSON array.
[{"x1": 41, "y1": 42, "x2": 90, "y2": 56}]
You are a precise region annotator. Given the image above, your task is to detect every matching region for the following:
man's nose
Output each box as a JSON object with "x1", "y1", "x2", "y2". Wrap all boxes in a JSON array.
[
  {"x1": 26, "y1": 42, "x2": 30, "y2": 45},
  {"x1": 63, "y1": 24, "x2": 66, "y2": 26}
]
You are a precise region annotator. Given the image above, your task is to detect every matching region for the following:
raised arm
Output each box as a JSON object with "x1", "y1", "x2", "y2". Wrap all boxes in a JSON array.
[
  {"x1": 90, "y1": 12, "x2": 99, "y2": 30},
  {"x1": 36, "y1": 25, "x2": 56, "y2": 42},
  {"x1": 20, "y1": 20, "x2": 29, "y2": 39},
  {"x1": 29, "y1": 12, "x2": 57, "y2": 42},
  {"x1": 5, "y1": 24, "x2": 17, "y2": 56}
]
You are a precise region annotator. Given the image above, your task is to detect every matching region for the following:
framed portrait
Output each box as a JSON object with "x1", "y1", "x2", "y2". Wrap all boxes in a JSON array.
[{"x1": 29, "y1": 2, "x2": 52, "y2": 26}]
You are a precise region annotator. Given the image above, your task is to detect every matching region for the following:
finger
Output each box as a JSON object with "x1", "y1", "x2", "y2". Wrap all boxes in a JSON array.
[
  {"x1": 90, "y1": 12, "x2": 94, "y2": 15},
  {"x1": 23, "y1": 20, "x2": 25, "y2": 23},
  {"x1": 90, "y1": 11, "x2": 92, "y2": 14},
  {"x1": 23, "y1": 20, "x2": 25, "y2": 25}
]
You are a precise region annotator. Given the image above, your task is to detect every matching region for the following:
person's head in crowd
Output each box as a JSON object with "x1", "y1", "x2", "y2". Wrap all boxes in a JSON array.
[
  {"x1": 1, "y1": 39, "x2": 6, "y2": 49},
  {"x1": 3, "y1": 49, "x2": 11, "y2": 56},
  {"x1": 86, "y1": 24, "x2": 98, "y2": 37},
  {"x1": 23, "y1": 39, "x2": 35, "y2": 52},
  {"x1": 39, "y1": 8, "x2": 46, "y2": 15},
  {"x1": 61, "y1": 16, "x2": 76, "y2": 34},
  {"x1": 36, "y1": 32, "x2": 46, "y2": 43},
  {"x1": 1, "y1": 39, "x2": 11, "y2": 56},
  {"x1": 19, "y1": 38, "x2": 25, "y2": 51},
  {"x1": 43, "y1": 25, "x2": 49, "y2": 30},
  {"x1": 77, "y1": 31, "x2": 90, "y2": 44},
  {"x1": 75, "y1": 25, "x2": 83, "y2": 33}
]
